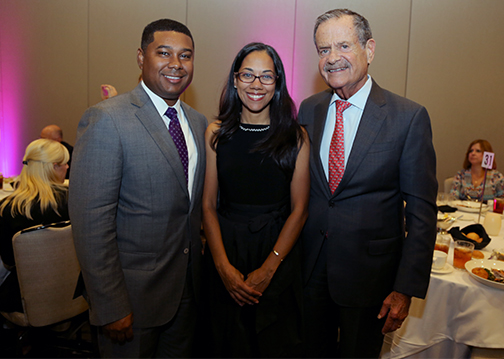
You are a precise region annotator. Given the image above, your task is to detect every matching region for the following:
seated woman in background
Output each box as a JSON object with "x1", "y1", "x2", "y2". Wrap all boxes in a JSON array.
[
  {"x1": 450, "y1": 139, "x2": 504, "y2": 201},
  {"x1": 0, "y1": 139, "x2": 69, "y2": 312}
]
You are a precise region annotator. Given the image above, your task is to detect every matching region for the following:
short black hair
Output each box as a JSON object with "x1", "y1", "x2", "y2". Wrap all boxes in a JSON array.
[{"x1": 141, "y1": 19, "x2": 194, "y2": 51}]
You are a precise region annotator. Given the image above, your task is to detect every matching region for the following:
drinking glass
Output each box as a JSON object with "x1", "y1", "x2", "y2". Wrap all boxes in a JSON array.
[
  {"x1": 435, "y1": 234, "x2": 450, "y2": 254},
  {"x1": 494, "y1": 198, "x2": 504, "y2": 214},
  {"x1": 453, "y1": 240, "x2": 474, "y2": 270}
]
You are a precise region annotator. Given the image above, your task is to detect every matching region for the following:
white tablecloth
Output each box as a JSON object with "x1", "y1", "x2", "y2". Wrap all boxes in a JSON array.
[{"x1": 382, "y1": 210, "x2": 504, "y2": 359}]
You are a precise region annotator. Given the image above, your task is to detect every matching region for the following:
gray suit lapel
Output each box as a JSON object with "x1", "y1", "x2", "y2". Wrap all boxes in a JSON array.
[
  {"x1": 334, "y1": 81, "x2": 387, "y2": 195},
  {"x1": 181, "y1": 102, "x2": 206, "y2": 206},
  {"x1": 131, "y1": 85, "x2": 189, "y2": 197}
]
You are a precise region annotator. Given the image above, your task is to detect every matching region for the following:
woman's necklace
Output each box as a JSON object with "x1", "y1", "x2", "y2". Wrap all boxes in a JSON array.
[
  {"x1": 239, "y1": 124, "x2": 270, "y2": 132},
  {"x1": 472, "y1": 169, "x2": 485, "y2": 187}
]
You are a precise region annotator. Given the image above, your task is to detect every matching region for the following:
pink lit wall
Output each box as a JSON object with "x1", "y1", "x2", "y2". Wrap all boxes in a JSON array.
[
  {"x1": 0, "y1": 2, "x2": 24, "y2": 177},
  {"x1": 0, "y1": 0, "x2": 88, "y2": 178}
]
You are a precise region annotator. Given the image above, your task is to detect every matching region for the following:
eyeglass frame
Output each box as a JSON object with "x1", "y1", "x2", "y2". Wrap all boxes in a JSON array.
[{"x1": 234, "y1": 71, "x2": 279, "y2": 85}]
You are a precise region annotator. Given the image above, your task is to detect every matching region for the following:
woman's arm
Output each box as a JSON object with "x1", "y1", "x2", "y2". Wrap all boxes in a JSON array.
[
  {"x1": 245, "y1": 127, "x2": 310, "y2": 293},
  {"x1": 492, "y1": 170, "x2": 504, "y2": 198},
  {"x1": 449, "y1": 170, "x2": 464, "y2": 199},
  {"x1": 202, "y1": 122, "x2": 262, "y2": 306}
]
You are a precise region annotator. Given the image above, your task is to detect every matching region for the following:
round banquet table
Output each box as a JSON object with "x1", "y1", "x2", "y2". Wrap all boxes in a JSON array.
[{"x1": 381, "y1": 209, "x2": 504, "y2": 359}]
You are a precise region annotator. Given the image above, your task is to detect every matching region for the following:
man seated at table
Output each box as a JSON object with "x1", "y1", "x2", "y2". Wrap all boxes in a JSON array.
[{"x1": 40, "y1": 124, "x2": 73, "y2": 179}]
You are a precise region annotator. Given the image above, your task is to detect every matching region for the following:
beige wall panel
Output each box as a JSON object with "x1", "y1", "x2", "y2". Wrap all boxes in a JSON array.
[
  {"x1": 88, "y1": 0, "x2": 187, "y2": 107},
  {"x1": 187, "y1": 0, "x2": 296, "y2": 122},
  {"x1": 407, "y1": 0, "x2": 504, "y2": 187},
  {"x1": 0, "y1": 0, "x2": 88, "y2": 176},
  {"x1": 293, "y1": 0, "x2": 411, "y2": 107}
]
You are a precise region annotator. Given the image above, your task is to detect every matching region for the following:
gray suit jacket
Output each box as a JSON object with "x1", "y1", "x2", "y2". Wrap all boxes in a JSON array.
[
  {"x1": 299, "y1": 80, "x2": 437, "y2": 307},
  {"x1": 69, "y1": 84, "x2": 207, "y2": 327}
]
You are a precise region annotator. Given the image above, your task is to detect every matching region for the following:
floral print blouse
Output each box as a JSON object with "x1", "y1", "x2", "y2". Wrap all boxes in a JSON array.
[{"x1": 450, "y1": 169, "x2": 504, "y2": 201}]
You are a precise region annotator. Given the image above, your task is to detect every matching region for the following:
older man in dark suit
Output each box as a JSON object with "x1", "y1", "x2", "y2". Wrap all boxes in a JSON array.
[
  {"x1": 69, "y1": 19, "x2": 207, "y2": 358},
  {"x1": 299, "y1": 9, "x2": 437, "y2": 358}
]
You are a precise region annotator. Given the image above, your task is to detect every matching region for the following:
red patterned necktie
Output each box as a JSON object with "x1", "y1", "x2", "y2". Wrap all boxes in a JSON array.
[
  {"x1": 329, "y1": 100, "x2": 351, "y2": 193},
  {"x1": 165, "y1": 107, "x2": 188, "y2": 184}
]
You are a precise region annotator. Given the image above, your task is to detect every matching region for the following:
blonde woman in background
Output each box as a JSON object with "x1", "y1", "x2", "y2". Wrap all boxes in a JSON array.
[{"x1": 0, "y1": 139, "x2": 69, "y2": 312}]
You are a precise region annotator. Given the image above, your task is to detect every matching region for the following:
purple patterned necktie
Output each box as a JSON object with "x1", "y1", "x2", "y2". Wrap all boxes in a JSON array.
[{"x1": 165, "y1": 107, "x2": 188, "y2": 184}]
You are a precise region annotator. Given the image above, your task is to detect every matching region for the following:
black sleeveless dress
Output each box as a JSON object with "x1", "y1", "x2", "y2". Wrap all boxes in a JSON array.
[{"x1": 206, "y1": 123, "x2": 303, "y2": 358}]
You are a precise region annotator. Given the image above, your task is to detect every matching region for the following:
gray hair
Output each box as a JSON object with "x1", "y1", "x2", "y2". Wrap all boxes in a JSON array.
[{"x1": 313, "y1": 9, "x2": 373, "y2": 48}]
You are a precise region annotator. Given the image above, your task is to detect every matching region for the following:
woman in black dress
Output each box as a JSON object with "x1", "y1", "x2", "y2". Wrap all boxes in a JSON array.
[
  {"x1": 0, "y1": 139, "x2": 69, "y2": 312},
  {"x1": 202, "y1": 42, "x2": 310, "y2": 357}
]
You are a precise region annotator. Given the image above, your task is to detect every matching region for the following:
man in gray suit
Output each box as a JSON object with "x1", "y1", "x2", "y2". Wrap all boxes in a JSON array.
[
  {"x1": 69, "y1": 19, "x2": 207, "y2": 358},
  {"x1": 299, "y1": 9, "x2": 437, "y2": 358}
]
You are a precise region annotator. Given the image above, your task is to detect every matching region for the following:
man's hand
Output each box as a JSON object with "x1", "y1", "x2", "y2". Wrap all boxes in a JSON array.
[
  {"x1": 378, "y1": 291, "x2": 411, "y2": 334},
  {"x1": 102, "y1": 313, "x2": 134, "y2": 344}
]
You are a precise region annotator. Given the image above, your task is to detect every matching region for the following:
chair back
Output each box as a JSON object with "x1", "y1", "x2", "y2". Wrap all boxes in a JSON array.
[
  {"x1": 444, "y1": 177, "x2": 454, "y2": 195},
  {"x1": 12, "y1": 221, "x2": 88, "y2": 327}
]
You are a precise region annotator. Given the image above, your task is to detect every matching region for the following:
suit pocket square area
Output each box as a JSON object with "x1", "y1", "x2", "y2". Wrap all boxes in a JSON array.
[
  {"x1": 118, "y1": 251, "x2": 157, "y2": 271},
  {"x1": 367, "y1": 236, "x2": 403, "y2": 256}
]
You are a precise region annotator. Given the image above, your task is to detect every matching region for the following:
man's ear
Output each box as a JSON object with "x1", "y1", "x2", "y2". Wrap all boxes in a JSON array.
[
  {"x1": 366, "y1": 39, "x2": 376, "y2": 65},
  {"x1": 137, "y1": 48, "x2": 144, "y2": 70}
]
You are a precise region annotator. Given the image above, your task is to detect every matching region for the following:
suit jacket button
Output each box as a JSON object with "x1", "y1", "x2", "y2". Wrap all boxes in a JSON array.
[
  {"x1": 184, "y1": 248, "x2": 189, "y2": 254},
  {"x1": 329, "y1": 201, "x2": 335, "y2": 208}
]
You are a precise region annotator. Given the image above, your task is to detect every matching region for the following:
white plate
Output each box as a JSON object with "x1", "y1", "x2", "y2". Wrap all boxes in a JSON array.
[
  {"x1": 432, "y1": 263, "x2": 454, "y2": 274},
  {"x1": 453, "y1": 200, "x2": 489, "y2": 213},
  {"x1": 465, "y1": 259, "x2": 504, "y2": 290}
]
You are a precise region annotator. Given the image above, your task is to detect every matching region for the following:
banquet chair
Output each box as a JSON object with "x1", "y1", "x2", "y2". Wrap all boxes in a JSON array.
[
  {"x1": 0, "y1": 221, "x2": 96, "y2": 357},
  {"x1": 444, "y1": 176, "x2": 454, "y2": 195}
]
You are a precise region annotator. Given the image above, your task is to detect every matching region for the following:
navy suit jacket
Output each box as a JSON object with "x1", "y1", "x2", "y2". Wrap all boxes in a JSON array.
[{"x1": 299, "y1": 80, "x2": 437, "y2": 307}]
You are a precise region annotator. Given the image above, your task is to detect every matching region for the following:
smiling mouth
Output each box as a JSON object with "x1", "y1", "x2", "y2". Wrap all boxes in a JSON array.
[
  {"x1": 247, "y1": 93, "x2": 266, "y2": 100},
  {"x1": 327, "y1": 67, "x2": 348, "y2": 73},
  {"x1": 163, "y1": 74, "x2": 184, "y2": 81}
]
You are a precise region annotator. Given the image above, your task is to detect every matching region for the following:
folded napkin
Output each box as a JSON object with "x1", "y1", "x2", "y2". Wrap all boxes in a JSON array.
[{"x1": 438, "y1": 205, "x2": 457, "y2": 213}]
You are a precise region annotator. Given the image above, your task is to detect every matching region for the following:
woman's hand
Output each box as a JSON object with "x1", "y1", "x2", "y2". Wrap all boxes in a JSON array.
[
  {"x1": 245, "y1": 266, "x2": 275, "y2": 294},
  {"x1": 218, "y1": 264, "x2": 262, "y2": 306}
]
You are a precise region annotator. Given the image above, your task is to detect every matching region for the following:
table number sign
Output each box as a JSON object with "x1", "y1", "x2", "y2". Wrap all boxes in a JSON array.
[
  {"x1": 478, "y1": 151, "x2": 494, "y2": 221},
  {"x1": 482, "y1": 152, "x2": 494, "y2": 169}
]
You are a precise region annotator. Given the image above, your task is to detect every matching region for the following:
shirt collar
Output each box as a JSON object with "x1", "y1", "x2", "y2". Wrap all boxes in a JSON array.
[
  {"x1": 330, "y1": 74, "x2": 372, "y2": 111},
  {"x1": 141, "y1": 80, "x2": 182, "y2": 117}
]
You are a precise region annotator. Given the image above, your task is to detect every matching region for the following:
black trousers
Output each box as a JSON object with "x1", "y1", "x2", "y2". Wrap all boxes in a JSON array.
[
  {"x1": 98, "y1": 263, "x2": 196, "y2": 358},
  {"x1": 303, "y1": 239, "x2": 385, "y2": 358}
]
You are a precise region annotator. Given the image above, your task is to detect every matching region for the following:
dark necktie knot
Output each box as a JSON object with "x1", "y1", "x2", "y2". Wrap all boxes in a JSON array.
[{"x1": 165, "y1": 107, "x2": 178, "y2": 121}]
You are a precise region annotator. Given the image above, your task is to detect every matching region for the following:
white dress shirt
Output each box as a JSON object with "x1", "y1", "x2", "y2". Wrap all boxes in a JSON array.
[
  {"x1": 320, "y1": 75, "x2": 373, "y2": 180},
  {"x1": 141, "y1": 81, "x2": 197, "y2": 199}
]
